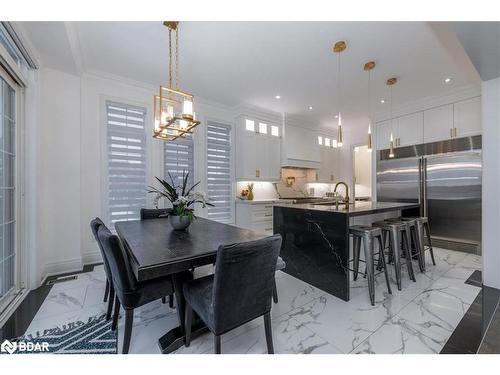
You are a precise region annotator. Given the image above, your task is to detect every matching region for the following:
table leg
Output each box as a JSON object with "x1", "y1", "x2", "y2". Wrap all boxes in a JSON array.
[{"x1": 157, "y1": 270, "x2": 209, "y2": 354}]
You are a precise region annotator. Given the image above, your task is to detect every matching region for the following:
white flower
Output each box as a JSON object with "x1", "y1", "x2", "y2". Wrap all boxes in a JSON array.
[{"x1": 173, "y1": 196, "x2": 188, "y2": 205}]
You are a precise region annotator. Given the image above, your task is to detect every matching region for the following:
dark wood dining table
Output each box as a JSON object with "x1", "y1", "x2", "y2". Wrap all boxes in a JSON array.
[{"x1": 115, "y1": 217, "x2": 266, "y2": 354}]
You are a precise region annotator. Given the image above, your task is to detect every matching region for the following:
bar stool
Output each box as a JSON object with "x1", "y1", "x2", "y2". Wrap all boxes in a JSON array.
[
  {"x1": 385, "y1": 217, "x2": 425, "y2": 273},
  {"x1": 408, "y1": 217, "x2": 436, "y2": 271},
  {"x1": 349, "y1": 225, "x2": 392, "y2": 306},
  {"x1": 372, "y1": 221, "x2": 416, "y2": 290}
]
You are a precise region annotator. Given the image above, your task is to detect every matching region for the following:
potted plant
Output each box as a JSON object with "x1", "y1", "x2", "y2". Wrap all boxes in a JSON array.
[{"x1": 148, "y1": 171, "x2": 213, "y2": 230}]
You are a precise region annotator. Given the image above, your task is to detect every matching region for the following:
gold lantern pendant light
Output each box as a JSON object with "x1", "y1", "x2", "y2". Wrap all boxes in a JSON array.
[
  {"x1": 364, "y1": 61, "x2": 376, "y2": 152},
  {"x1": 333, "y1": 41, "x2": 346, "y2": 147},
  {"x1": 387, "y1": 77, "x2": 398, "y2": 158},
  {"x1": 153, "y1": 21, "x2": 200, "y2": 141}
]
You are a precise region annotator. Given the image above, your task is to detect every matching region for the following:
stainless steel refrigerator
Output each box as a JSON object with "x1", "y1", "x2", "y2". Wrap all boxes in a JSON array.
[{"x1": 377, "y1": 135, "x2": 482, "y2": 254}]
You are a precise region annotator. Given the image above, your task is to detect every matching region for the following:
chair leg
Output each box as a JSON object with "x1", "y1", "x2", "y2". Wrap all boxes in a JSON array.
[
  {"x1": 425, "y1": 222, "x2": 436, "y2": 265},
  {"x1": 353, "y1": 235, "x2": 361, "y2": 280},
  {"x1": 390, "y1": 228, "x2": 402, "y2": 291},
  {"x1": 169, "y1": 294, "x2": 174, "y2": 308},
  {"x1": 122, "y1": 309, "x2": 134, "y2": 354},
  {"x1": 411, "y1": 227, "x2": 424, "y2": 273},
  {"x1": 185, "y1": 304, "x2": 193, "y2": 347},
  {"x1": 378, "y1": 235, "x2": 392, "y2": 295},
  {"x1": 214, "y1": 335, "x2": 221, "y2": 354},
  {"x1": 416, "y1": 222, "x2": 427, "y2": 272},
  {"x1": 263, "y1": 312, "x2": 274, "y2": 354},
  {"x1": 161, "y1": 297, "x2": 166, "y2": 304},
  {"x1": 272, "y1": 279, "x2": 278, "y2": 304},
  {"x1": 106, "y1": 287, "x2": 115, "y2": 321},
  {"x1": 112, "y1": 295, "x2": 120, "y2": 331},
  {"x1": 104, "y1": 279, "x2": 109, "y2": 303},
  {"x1": 402, "y1": 231, "x2": 416, "y2": 282},
  {"x1": 362, "y1": 235, "x2": 375, "y2": 306}
]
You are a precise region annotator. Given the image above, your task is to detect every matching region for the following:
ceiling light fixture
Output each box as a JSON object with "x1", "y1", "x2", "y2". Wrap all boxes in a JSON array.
[
  {"x1": 444, "y1": 77, "x2": 452, "y2": 83},
  {"x1": 364, "y1": 61, "x2": 376, "y2": 153},
  {"x1": 380, "y1": 99, "x2": 385, "y2": 104},
  {"x1": 153, "y1": 21, "x2": 200, "y2": 141},
  {"x1": 308, "y1": 106, "x2": 313, "y2": 110},
  {"x1": 387, "y1": 77, "x2": 398, "y2": 158},
  {"x1": 333, "y1": 40, "x2": 346, "y2": 148},
  {"x1": 275, "y1": 95, "x2": 281, "y2": 99}
]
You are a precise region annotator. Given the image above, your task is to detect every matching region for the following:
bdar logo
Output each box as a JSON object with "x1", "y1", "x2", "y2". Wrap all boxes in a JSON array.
[{"x1": 1, "y1": 339, "x2": 17, "y2": 354}]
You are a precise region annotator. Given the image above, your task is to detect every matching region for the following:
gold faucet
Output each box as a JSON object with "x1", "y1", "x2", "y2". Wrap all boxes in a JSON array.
[{"x1": 334, "y1": 181, "x2": 350, "y2": 205}]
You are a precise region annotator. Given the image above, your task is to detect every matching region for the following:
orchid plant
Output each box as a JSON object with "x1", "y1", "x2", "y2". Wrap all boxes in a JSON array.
[{"x1": 147, "y1": 171, "x2": 213, "y2": 222}]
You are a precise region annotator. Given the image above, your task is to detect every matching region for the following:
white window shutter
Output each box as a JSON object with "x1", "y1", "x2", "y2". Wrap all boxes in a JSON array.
[
  {"x1": 206, "y1": 121, "x2": 232, "y2": 223},
  {"x1": 164, "y1": 135, "x2": 194, "y2": 191},
  {"x1": 106, "y1": 101, "x2": 147, "y2": 227}
]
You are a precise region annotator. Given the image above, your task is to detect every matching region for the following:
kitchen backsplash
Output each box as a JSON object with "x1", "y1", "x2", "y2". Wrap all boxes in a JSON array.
[{"x1": 236, "y1": 168, "x2": 334, "y2": 200}]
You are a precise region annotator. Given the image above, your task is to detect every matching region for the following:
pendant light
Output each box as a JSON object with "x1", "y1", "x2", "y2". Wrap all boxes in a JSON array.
[
  {"x1": 387, "y1": 77, "x2": 398, "y2": 158},
  {"x1": 333, "y1": 41, "x2": 346, "y2": 147},
  {"x1": 153, "y1": 21, "x2": 200, "y2": 141},
  {"x1": 364, "y1": 61, "x2": 375, "y2": 152}
]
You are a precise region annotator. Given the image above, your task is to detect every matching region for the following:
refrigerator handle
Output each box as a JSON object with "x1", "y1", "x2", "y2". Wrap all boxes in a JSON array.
[{"x1": 423, "y1": 158, "x2": 428, "y2": 217}]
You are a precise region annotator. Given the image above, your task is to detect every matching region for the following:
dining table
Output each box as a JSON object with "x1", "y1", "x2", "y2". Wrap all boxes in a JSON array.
[{"x1": 115, "y1": 217, "x2": 267, "y2": 354}]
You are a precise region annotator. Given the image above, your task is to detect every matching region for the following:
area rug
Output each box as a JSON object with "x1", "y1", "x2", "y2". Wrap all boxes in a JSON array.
[{"x1": 18, "y1": 314, "x2": 117, "y2": 354}]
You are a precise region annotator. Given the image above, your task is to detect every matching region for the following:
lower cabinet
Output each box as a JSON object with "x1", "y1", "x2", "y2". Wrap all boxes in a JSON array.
[{"x1": 235, "y1": 201, "x2": 292, "y2": 235}]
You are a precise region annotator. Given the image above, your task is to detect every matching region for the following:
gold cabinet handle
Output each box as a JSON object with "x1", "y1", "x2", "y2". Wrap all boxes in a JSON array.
[
  {"x1": 454, "y1": 128, "x2": 457, "y2": 138},
  {"x1": 256, "y1": 169, "x2": 260, "y2": 178},
  {"x1": 450, "y1": 128, "x2": 453, "y2": 138}
]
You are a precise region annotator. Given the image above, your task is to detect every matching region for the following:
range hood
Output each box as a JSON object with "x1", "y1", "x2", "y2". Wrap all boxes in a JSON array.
[{"x1": 281, "y1": 124, "x2": 321, "y2": 169}]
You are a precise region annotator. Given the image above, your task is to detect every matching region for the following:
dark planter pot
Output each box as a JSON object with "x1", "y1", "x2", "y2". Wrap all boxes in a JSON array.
[{"x1": 169, "y1": 215, "x2": 191, "y2": 231}]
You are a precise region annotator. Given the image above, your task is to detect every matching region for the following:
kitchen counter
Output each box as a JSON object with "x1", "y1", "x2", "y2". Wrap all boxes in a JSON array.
[
  {"x1": 273, "y1": 201, "x2": 420, "y2": 301},
  {"x1": 274, "y1": 201, "x2": 419, "y2": 217}
]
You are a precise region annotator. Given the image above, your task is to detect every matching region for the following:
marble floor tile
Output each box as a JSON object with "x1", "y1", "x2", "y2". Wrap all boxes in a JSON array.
[
  {"x1": 219, "y1": 313, "x2": 342, "y2": 354},
  {"x1": 352, "y1": 316, "x2": 441, "y2": 354},
  {"x1": 48, "y1": 270, "x2": 107, "y2": 293},
  {"x1": 34, "y1": 285, "x2": 88, "y2": 320}
]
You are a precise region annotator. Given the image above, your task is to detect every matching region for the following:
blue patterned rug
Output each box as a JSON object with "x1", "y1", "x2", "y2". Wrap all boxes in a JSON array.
[{"x1": 18, "y1": 314, "x2": 117, "y2": 354}]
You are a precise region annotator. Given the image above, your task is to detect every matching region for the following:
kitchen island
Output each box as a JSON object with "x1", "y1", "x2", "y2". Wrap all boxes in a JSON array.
[{"x1": 273, "y1": 201, "x2": 419, "y2": 301}]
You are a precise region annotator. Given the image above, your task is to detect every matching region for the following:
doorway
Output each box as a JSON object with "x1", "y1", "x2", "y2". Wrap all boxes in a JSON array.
[{"x1": 353, "y1": 145, "x2": 372, "y2": 201}]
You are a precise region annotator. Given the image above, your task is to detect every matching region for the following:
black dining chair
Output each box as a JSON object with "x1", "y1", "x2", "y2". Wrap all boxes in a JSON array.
[
  {"x1": 97, "y1": 224, "x2": 175, "y2": 354},
  {"x1": 183, "y1": 234, "x2": 282, "y2": 354},
  {"x1": 90, "y1": 218, "x2": 115, "y2": 321},
  {"x1": 140, "y1": 208, "x2": 175, "y2": 308}
]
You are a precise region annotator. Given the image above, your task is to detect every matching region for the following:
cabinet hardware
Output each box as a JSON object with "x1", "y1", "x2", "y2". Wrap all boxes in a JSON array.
[
  {"x1": 264, "y1": 213, "x2": 272, "y2": 217},
  {"x1": 454, "y1": 128, "x2": 457, "y2": 138},
  {"x1": 265, "y1": 228, "x2": 273, "y2": 231},
  {"x1": 450, "y1": 128, "x2": 453, "y2": 138},
  {"x1": 330, "y1": 175, "x2": 334, "y2": 181},
  {"x1": 256, "y1": 169, "x2": 260, "y2": 178}
]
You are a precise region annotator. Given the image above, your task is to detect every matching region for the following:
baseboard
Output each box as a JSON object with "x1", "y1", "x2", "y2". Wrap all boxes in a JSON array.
[
  {"x1": 41, "y1": 257, "x2": 83, "y2": 283},
  {"x1": 81, "y1": 250, "x2": 103, "y2": 265}
]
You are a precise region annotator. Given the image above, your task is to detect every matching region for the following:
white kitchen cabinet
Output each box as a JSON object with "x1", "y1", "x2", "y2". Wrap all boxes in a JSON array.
[
  {"x1": 375, "y1": 119, "x2": 394, "y2": 151},
  {"x1": 454, "y1": 97, "x2": 481, "y2": 138},
  {"x1": 281, "y1": 125, "x2": 320, "y2": 168},
  {"x1": 236, "y1": 201, "x2": 294, "y2": 235},
  {"x1": 423, "y1": 104, "x2": 454, "y2": 143},
  {"x1": 314, "y1": 146, "x2": 337, "y2": 183},
  {"x1": 235, "y1": 117, "x2": 281, "y2": 181},
  {"x1": 397, "y1": 112, "x2": 423, "y2": 147}
]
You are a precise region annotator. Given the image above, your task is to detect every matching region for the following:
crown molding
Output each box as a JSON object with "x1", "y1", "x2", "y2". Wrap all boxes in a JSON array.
[
  {"x1": 233, "y1": 103, "x2": 282, "y2": 124},
  {"x1": 373, "y1": 83, "x2": 481, "y2": 122}
]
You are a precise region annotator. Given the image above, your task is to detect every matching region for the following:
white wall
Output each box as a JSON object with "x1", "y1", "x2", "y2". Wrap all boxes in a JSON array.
[
  {"x1": 39, "y1": 68, "x2": 83, "y2": 276},
  {"x1": 481, "y1": 77, "x2": 500, "y2": 289}
]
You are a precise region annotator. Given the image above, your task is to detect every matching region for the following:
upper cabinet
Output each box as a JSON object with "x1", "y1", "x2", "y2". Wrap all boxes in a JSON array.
[
  {"x1": 315, "y1": 146, "x2": 338, "y2": 183},
  {"x1": 375, "y1": 119, "x2": 393, "y2": 151},
  {"x1": 235, "y1": 117, "x2": 281, "y2": 181},
  {"x1": 423, "y1": 104, "x2": 454, "y2": 143},
  {"x1": 453, "y1": 97, "x2": 481, "y2": 138},
  {"x1": 281, "y1": 125, "x2": 321, "y2": 168},
  {"x1": 397, "y1": 112, "x2": 423, "y2": 147}
]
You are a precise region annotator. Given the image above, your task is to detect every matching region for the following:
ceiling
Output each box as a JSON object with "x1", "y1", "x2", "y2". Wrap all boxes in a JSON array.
[{"x1": 19, "y1": 21, "x2": 480, "y2": 130}]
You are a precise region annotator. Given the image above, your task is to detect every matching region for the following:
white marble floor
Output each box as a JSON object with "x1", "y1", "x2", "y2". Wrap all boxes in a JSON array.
[{"x1": 24, "y1": 248, "x2": 481, "y2": 354}]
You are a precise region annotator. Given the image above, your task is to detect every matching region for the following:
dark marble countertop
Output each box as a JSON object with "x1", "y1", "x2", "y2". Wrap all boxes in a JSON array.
[{"x1": 274, "y1": 201, "x2": 419, "y2": 217}]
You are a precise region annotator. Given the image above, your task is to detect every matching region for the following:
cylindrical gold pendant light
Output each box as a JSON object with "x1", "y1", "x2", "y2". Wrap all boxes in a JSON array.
[
  {"x1": 333, "y1": 41, "x2": 347, "y2": 147},
  {"x1": 387, "y1": 77, "x2": 398, "y2": 158},
  {"x1": 364, "y1": 61, "x2": 376, "y2": 152}
]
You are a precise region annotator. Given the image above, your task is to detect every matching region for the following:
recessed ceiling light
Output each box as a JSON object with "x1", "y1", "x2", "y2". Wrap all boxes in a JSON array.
[
  {"x1": 335, "y1": 114, "x2": 339, "y2": 119},
  {"x1": 444, "y1": 77, "x2": 452, "y2": 83},
  {"x1": 308, "y1": 106, "x2": 313, "y2": 110},
  {"x1": 380, "y1": 99, "x2": 385, "y2": 104},
  {"x1": 275, "y1": 95, "x2": 281, "y2": 99}
]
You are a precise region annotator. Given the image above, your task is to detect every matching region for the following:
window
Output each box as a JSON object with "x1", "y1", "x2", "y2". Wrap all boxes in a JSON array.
[
  {"x1": 318, "y1": 136, "x2": 323, "y2": 145},
  {"x1": 206, "y1": 121, "x2": 232, "y2": 223},
  {"x1": 259, "y1": 122, "x2": 267, "y2": 134},
  {"x1": 164, "y1": 135, "x2": 194, "y2": 192},
  {"x1": 106, "y1": 101, "x2": 147, "y2": 227},
  {"x1": 271, "y1": 125, "x2": 279, "y2": 137},
  {"x1": 325, "y1": 137, "x2": 331, "y2": 147},
  {"x1": 0, "y1": 74, "x2": 16, "y2": 306},
  {"x1": 331, "y1": 139, "x2": 338, "y2": 148},
  {"x1": 245, "y1": 119, "x2": 255, "y2": 132}
]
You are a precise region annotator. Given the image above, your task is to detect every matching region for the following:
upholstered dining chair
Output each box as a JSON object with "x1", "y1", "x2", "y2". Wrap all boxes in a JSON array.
[
  {"x1": 140, "y1": 208, "x2": 175, "y2": 308},
  {"x1": 183, "y1": 234, "x2": 282, "y2": 354},
  {"x1": 90, "y1": 218, "x2": 115, "y2": 321},
  {"x1": 97, "y1": 224, "x2": 175, "y2": 354}
]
